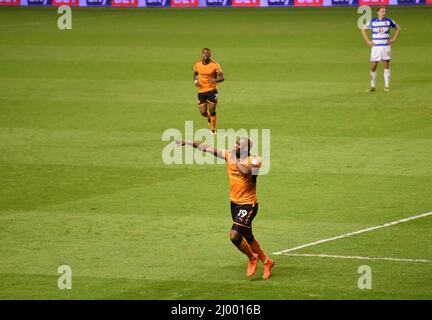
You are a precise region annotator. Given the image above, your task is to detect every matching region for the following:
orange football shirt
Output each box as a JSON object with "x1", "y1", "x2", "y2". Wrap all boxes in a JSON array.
[
  {"x1": 224, "y1": 150, "x2": 262, "y2": 205},
  {"x1": 194, "y1": 60, "x2": 222, "y2": 93}
]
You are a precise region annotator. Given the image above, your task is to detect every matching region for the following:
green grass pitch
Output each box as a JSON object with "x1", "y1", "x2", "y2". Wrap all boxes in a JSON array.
[{"x1": 0, "y1": 6, "x2": 431, "y2": 299}]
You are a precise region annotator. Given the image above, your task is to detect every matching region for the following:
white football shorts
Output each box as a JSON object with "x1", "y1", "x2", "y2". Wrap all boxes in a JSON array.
[{"x1": 370, "y1": 45, "x2": 391, "y2": 62}]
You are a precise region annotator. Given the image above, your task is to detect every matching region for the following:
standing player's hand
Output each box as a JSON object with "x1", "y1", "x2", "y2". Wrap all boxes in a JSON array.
[
  {"x1": 367, "y1": 40, "x2": 374, "y2": 47},
  {"x1": 194, "y1": 80, "x2": 200, "y2": 88},
  {"x1": 388, "y1": 39, "x2": 394, "y2": 45},
  {"x1": 208, "y1": 78, "x2": 215, "y2": 84}
]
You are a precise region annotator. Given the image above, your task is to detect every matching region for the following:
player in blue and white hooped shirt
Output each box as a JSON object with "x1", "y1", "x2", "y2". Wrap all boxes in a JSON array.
[{"x1": 361, "y1": 6, "x2": 401, "y2": 92}]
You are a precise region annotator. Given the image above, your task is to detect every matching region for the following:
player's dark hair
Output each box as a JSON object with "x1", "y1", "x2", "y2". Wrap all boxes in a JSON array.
[
  {"x1": 376, "y1": 6, "x2": 385, "y2": 12},
  {"x1": 202, "y1": 48, "x2": 211, "y2": 52},
  {"x1": 239, "y1": 137, "x2": 252, "y2": 155},
  {"x1": 235, "y1": 137, "x2": 252, "y2": 157}
]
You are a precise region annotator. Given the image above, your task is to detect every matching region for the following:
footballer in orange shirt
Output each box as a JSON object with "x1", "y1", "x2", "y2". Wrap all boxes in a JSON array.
[
  {"x1": 193, "y1": 48, "x2": 224, "y2": 135},
  {"x1": 176, "y1": 137, "x2": 275, "y2": 279}
]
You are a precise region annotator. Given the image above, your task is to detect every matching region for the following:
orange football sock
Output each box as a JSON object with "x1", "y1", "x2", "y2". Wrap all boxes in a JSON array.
[
  {"x1": 210, "y1": 114, "x2": 217, "y2": 130},
  {"x1": 250, "y1": 239, "x2": 267, "y2": 263},
  {"x1": 238, "y1": 238, "x2": 255, "y2": 260}
]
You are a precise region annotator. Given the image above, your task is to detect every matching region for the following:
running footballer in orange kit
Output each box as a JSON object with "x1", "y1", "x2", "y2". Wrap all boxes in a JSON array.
[
  {"x1": 176, "y1": 137, "x2": 275, "y2": 279},
  {"x1": 193, "y1": 48, "x2": 224, "y2": 135}
]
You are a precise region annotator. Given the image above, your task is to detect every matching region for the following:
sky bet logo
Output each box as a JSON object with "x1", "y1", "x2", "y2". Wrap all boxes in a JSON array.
[
  {"x1": 206, "y1": 0, "x2": 230, "y2": 6},
  {"x1": 331, "y1": 0, "x2": 358, "y2": 5},
  {"x1": 0, "y1": 0, "x2": 21, "y2": 4},
  {"x1": 145, "y1": 0, "x2": 168, "y2": 5},
  {"x1": 268, "y1": 0, "x2": 292, "y2": 6},
  {"x1": 397, "y1": 0, "x2": 424, "y2": 4},
  {"x1": 170, "y1": 0, "x2": 198, "y2": 6},
  {"x1": 52, "y1": 0, "x2": 79, "y2": 5},
  {"x1": 358, "y1": 0, "x2": 388, "y2": 4},
  {"x1": 27, "y1": 0, "x2": 51, "y2": 5},
  {"x1": 111, "y1": 0, "x2": 138, "y2": 6},
  {"x1": 86, "y1": 0, "x2": 111, "y2": 5},
  {"x1": 294, "y1": 0, "x2": 323, "y2": 5},
  {"x1": 232, "y1": 0, "x2": 260, "y2": 6}
]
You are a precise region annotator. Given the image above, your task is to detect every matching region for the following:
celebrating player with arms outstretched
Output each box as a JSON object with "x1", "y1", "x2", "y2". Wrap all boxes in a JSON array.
[
  {"x1": 361, "y1": 6, "x2": 401, "y2": 92},
  {"x1": 193, "y1": 48, "x2": 224, "y2": 135},
  {"x1": 176, "y1": 137, "x2": 275, "y2": 279}
]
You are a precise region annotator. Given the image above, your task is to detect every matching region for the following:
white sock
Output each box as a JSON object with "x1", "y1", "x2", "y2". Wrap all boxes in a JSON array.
[
  {"x1": 370, "y1": 70, "x2": 377, "y2": 88},
  {"x1": 384, "y1": 68, "x2": 390, "y2": 88}
]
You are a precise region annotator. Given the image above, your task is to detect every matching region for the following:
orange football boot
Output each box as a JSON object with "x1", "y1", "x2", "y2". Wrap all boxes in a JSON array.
[
  {"x1": 263, "y1": 258, "x2": 275, "y2": 280},
  {"x1": 247, "y1": 253, "x2": 259, "y2": 277}
]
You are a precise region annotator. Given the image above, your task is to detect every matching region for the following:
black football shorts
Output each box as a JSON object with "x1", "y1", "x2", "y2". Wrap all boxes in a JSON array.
[
  {"x1": 197, "y1": 89, "x2": 218, "y2": 105},
  {"x1": 230, "y1": 202, "x2": 258, "y2": 230}
]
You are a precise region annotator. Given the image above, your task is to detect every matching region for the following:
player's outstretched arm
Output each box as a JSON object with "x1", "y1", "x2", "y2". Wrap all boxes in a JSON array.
[
  {"x1": 176, "y1": 140, "x2": 225, "y2": 159},
  {"x1": 361, "y1": 28, "x2": 373, "y2": 47}
]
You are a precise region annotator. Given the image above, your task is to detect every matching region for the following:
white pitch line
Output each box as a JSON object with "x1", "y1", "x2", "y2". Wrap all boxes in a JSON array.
[
  {"x1": 273, "y1": 211, "x2": 432, "y2": 255},
  {"x1": 281, "y1": 253, "x2": 431, "y2": 263}
]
